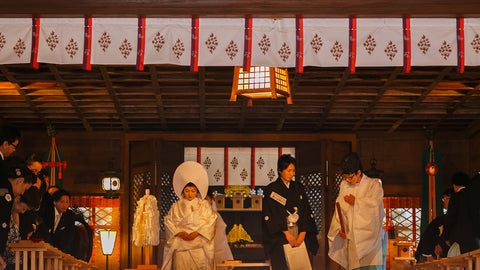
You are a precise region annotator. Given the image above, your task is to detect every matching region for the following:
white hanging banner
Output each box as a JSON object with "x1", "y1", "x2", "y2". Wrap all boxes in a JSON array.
[
  {"x1": 144, "y1": 18, "x2": 191, "y2": 66},
  {"x1": 198, "y1": 18, "x2": 244, "y2": 66},
  {"x1": 91, "y1": 18, "x2": 138, "y2": 65},
  {"x1": 199, "y1": 147, "x2": 225, "y2": 186},
  {"x1": 465, "y1": 19, "x2": 480, "y2": 66},
  {"x1": 184, "y1": 147, "x2": 197, "y2": 162},
  {"x1": 281, "y1": 147, "x2": 296, "y2": 157},
  {"x1": 410, "y1": 19, "x2": 457, "y2": 66},
  {"x1": 356, "y1": 19, "x2": 403, "y2": 67},
  {"x1": 228, "y1": 147, "x2": 252, "y2": 186},
  {"x1": 254, "y1": 147, "x2": 279, "y2": 186},
  {"x1": 303, "y1": 19, "x2": 349, "y2": 67},
  {"x1": 0, "y1": 18, "x2": 32, "y2": 64},
  {"x1": 37, "y1": 18, "x2": 84, "y2": 64},
  {"x1": 251, "y1": 19, "x2": 296, "y2": 68}
]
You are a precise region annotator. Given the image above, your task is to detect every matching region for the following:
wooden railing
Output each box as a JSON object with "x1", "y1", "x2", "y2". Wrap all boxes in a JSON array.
[
  {"x1": 8, "y1": 240, "x2": 97, "y2": 270},
  {"x1": 413, "y1": 249, "x2": 480, "y2": 270}
]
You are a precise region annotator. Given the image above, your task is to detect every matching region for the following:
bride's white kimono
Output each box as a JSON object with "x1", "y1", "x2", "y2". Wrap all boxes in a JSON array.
[
  {"x1": 162, "y1": 197, "x2": 218, "y2": 270},
  {"x1": 328, "y1": 174, "x2": 387, "y2": 270}
]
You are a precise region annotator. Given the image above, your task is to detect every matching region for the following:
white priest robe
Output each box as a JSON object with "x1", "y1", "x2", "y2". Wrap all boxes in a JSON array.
[
  {"x1": 162, "y1": 197, "x2": 218, "y2": 270},
  {"x1": 328, "y1": 174, "x2": 386, "y2": 270}
]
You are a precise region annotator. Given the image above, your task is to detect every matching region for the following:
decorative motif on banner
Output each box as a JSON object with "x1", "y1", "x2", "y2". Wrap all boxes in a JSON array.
[
  {"x1": 310, "y1": 34, "x2": 323, "y2": 54},
  {"x1": 267, "y1": 169, "x2": 276, "y2": 181},
  {"x1": 331, "y1": 41, "x2": 343, "y2": 61},
  {"x1": 439, "y1": 41, "x2": 452, "y2": 60},
  {"x1": 172, "y1": 38, "x2": 185, "y2": 59},
  {"x1": 385, "y1": 41, "x2": 398, "y2": 61},
  {"x1": 240, "y1": 168, "x2": 248, "y2": 181},
  {"x1": 363, "y1": 34, "x2": 376, "y2": 55},
  {"x1": 472, "y1": 34, "x2": 480, "y2": 53},
  {"x1": 14, "y1": 38, "x2": 26, "y2": 57},
  {"x1": 256, "y1": 156, "x2": 265, "y2": 169},
  {"x1": 46, "y1": 31, "x2": 59, "y2": 51},
  {"x1": 225, "y1": 40, "x2": 239, "y2": 60},
  {"x1": 98, "y1": 32, "x2": 111, "y2": 52},
  {"x1": 203, "y1": 156, "x2": 212, "y2": 169},
  {"x1": 152, "y1": 32, "x2": 165, "y2": 52},
  {"x1": 65, "y1": 38, "x2": 79, "y2": 59},
  {"x1": 0, "y1": 33, "x2": 5, "y2": 50},
  {"x1": 205, "y1": 33, "x2": 218, "y2": 54},
  {"x1": 231, "y1": 157, "x2": 239, "y2": 169},
  {"x1": 119, "y1": 38, "x2": 132, "y2": 59},
  {"x1": 214, "y1": 169, "x2": 222, "y2": 182},
  {"x1": 278, "y1": 42, "x2": 291, "y2": 62},
  {"x1": 418, "y1": 35, "x2": 431, "y2": 54},
  {"x1": 258, "y1": 34, "x2": 271, "y2": 55}
]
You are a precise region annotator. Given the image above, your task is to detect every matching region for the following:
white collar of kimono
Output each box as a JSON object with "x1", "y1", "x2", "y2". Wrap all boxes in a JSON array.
[{"x1": 173, "y1": 161, "x2": 209, "y2": 200}]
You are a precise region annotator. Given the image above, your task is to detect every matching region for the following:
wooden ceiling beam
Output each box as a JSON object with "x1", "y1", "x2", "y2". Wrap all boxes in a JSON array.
[
  {"x1": 388, "y1": 67, "x2": 454, "y2": 133},
  {"x1": 276, "y1": 72, "x2": 301, "y2": 131},
  {"x1": 433, "y1": 83, "x2": 480, "y2": 129},
  {"x1": 48, "y1": 64, "x2": 92, "y2": 131},
  {"x1": 199, "y1": 67, "x2": 206, "y2": 131},
  {"x1": 0, "y1": 66, "x2": 46, "y2": 124},
  {"x1": 148, "y1": 65, "x2": 168, "y2": 130},
  {"x1": 99, "y1": 66, "x2": 129, "y2": 131},
  {"x1": 353, "y1": 67, "x2": 402, "y2": 131},
  {"x1": 316, "y1": 69, "x2": 350, "y2": 129}
]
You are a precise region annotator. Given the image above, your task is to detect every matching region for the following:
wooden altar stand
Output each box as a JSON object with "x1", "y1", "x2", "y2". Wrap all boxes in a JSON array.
[
  {"x1": 413, "y1": 248, "x2": 480, "y2": 270},
  {"x1": 8, "y1": 240, "x2": 97, "y2": 270}
]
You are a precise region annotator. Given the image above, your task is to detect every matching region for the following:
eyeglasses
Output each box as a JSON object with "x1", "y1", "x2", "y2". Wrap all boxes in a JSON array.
[
  {"x1": 343, "y1": 174, "x2": 355, "y2": 181},
  {"x1": 9, "y1": 143, "x2": 18, "y2": 150}
]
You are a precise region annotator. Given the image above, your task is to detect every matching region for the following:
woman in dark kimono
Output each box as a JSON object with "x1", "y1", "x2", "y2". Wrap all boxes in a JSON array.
[{"x1": 262, "y1": 154, "x2": 319, "y2": 270}]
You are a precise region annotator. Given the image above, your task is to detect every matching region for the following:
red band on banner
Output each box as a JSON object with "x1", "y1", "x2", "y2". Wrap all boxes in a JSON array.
[
  {"x1": 348, "y1": 17, "x2": 356, "y2": 73},
  {"x1": 403, "y1": 17, "x2": 411, "y2": 73},
  {"x1": 136, "y1": 17, "x2": 146, "y2": 71},
  {"x1": 31, "y1": 18, "x2": 40, "y2": 69},
  {"x1": 243, "y1": 17, "x2": 252, "y2": 70},
  {"x1": 190, "y1": 17, "x2": 199, "y2": 72},
  {"x1": 278, "y1": 147, "x2": 283, "y2": 157},
  {"x1": 251, "y1": 147, "x2": 255, "y2": 189},
  {"x1": 83, "y1": 17, "x2": 92, "y2": 71},
  {"x1": 224, "y1": 147, "x2": 229, "y2": 189},
  {"x1": 197, "y1": 147, "x2": 201, "y2": 163},
  {"x1": 457, "y1": 17, "x2": 465, "y2": 73},
  {"x1": 296, "y1": 17, "x2": 304, "y2": 73}
]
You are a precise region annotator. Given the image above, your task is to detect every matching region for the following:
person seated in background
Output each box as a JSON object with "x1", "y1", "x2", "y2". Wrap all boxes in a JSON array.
[
  {"x1": 205, "y1": 189, "x2": 233, "y2": 265},
  {"x1": 414, "y1": 188, "x2": 453, "y2": 262},
  {"x1": 443, "y1": 172, "x2": 479, "y2": 255},
  {"x1": 40, "y1": 189, "x2": 75, "y2": 256},
  {"x1": 2, "y1": 186, "x2": 41, "y2": 270}
]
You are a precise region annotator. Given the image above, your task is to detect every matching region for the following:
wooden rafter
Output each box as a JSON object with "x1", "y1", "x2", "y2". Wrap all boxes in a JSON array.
[
  {"x1": 48, "y1": 64, "x2": 92, "y2": 131},
  {"x1": 148, "y1": 65, "x2": 168, "y2": 130},
  {"x1": 316, "y1": 69, "x2": 350, "y2": 129},
  {"x1": 198, "y1": 67, "x2": 206, "y2": 131},
  {"x1": 353, "y1": 67, "x2": 402, "y2": 131},
  {"x1": 99, "y1": 66, "x2": 129, "y2": 131},
  {"x1": 388, "y1": 67, "x2": 454, "y2": 133},
  {"x1": 0, "y1": 66, "x2": 46, "y2": 123}
]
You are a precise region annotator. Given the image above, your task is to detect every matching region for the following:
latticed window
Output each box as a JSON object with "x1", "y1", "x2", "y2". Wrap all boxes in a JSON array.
[
  {"x1": 132, "y1": 170, "x2": 152, "y2": 211},
  {"x1": 71, "y1": 196, "x2": 120, "y2": 270},
  {"x1": 384, "y1": 197, "x2": 421, "y2": 245},
  {"x1": 298, "y1": 172, "x2": 323, "y2": 233},
  {"x1": 160, "y1": 172, "x2": 177, "y2": 231}
]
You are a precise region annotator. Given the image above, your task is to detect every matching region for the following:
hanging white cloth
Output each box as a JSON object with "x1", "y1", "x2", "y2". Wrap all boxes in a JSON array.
[{"x1": 132, "y1": 189, "x2": 160, "y2": 247}]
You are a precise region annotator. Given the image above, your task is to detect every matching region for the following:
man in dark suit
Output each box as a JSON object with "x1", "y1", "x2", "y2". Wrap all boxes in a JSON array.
[
  {"x1": 42, "y1": 189, "x2": 75, "y2": 256},
  {"x1": 0, "y1": 125, "x2": 21, "y2": 185},
  {"x1": 443, "y1": 172, "x2": 479, "y2": 254}
]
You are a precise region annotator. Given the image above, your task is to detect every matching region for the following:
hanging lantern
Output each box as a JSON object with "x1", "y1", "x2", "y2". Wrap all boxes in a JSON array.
[{"x1": 102, "y1": 169, "x2": 120, "y2": 199}]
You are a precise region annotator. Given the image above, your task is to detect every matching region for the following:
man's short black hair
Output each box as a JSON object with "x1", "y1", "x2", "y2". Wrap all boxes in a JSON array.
[
  {"x1": 341, "y1": 152, "x2": 363, "y2": 174},
  {"x1": 52, "y1": 189, "x2": 71, "y2": 202},
  {"x1": 21, "y1": 186, "x2": 42, "y2": 210},
  {"x1": 452, "y1": 172, "x2": 469, "y2": 187},
  {"x1": 277, "y1": 154, "x2": 296, "y2": 173},
  {"x1": 0, "y1": 125, "x2": 21, "y2": 145}
]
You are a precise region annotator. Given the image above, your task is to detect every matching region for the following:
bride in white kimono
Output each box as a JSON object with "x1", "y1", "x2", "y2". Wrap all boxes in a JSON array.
[{"x1": 161, "y1": 161, "x2": 218, "y2": 270}]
